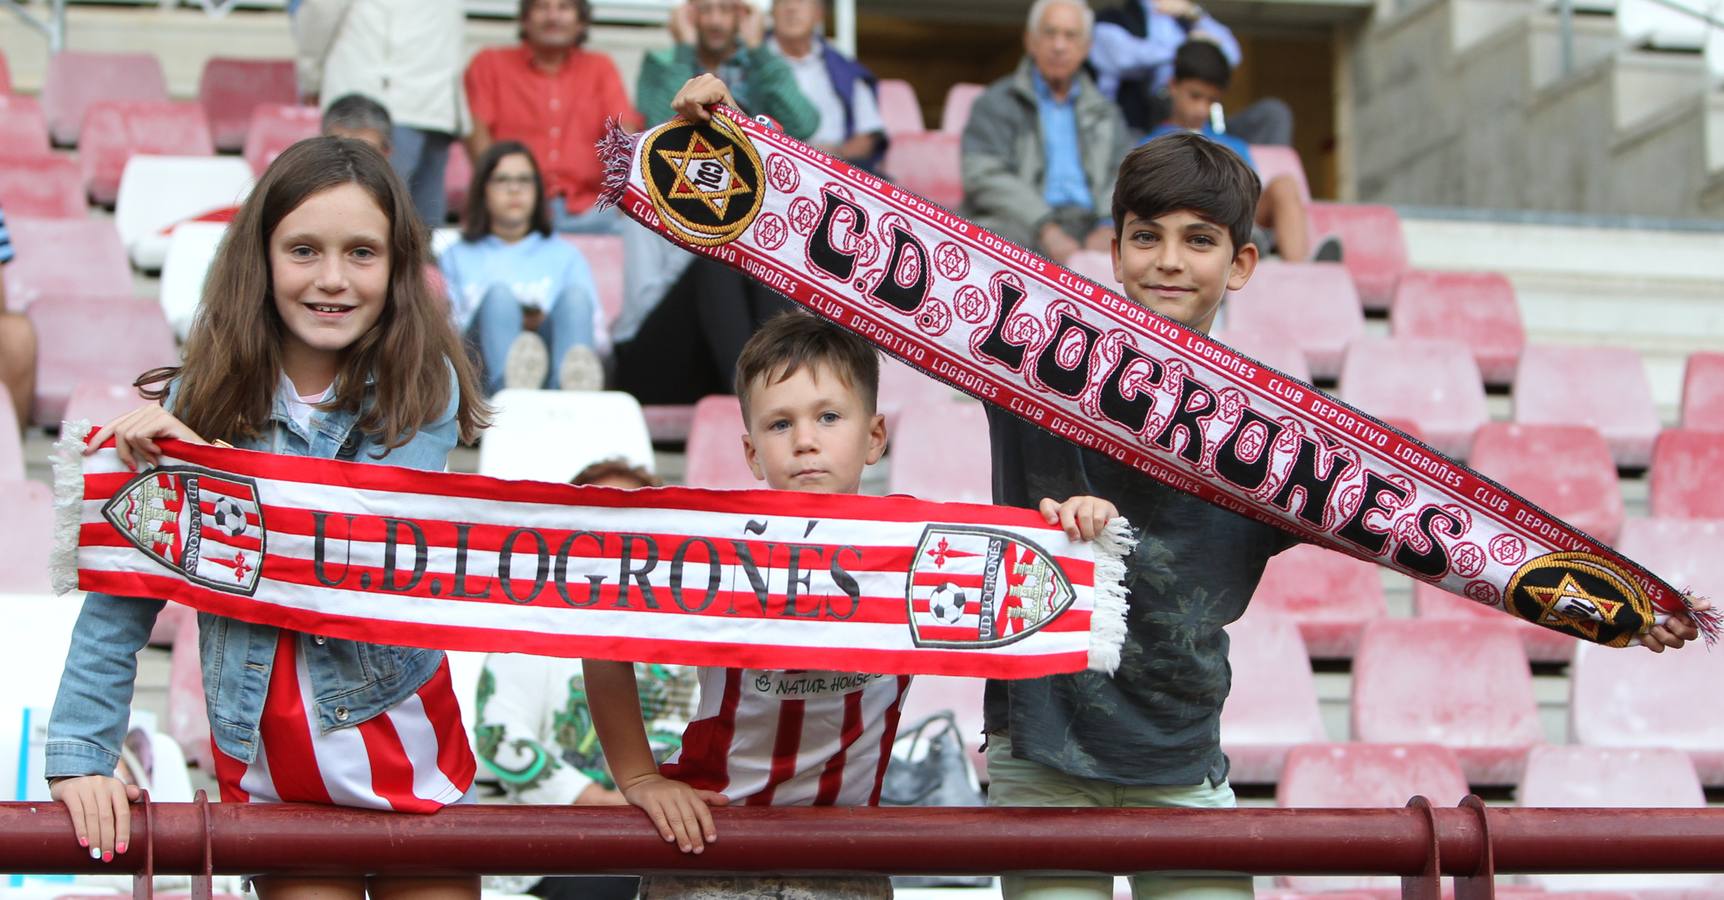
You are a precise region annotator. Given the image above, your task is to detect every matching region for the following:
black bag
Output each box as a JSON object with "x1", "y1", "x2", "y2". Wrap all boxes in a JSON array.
[{"x1": 880, "y1": 711, "x2": 991, "y2": 888}]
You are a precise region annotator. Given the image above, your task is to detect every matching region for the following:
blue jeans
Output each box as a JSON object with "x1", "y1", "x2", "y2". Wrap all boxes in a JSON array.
[
  {"x1": 466, "y1": 283, "x2": 596, "y2": 394},
  {"x1": 549, "y1": 196, "x2": 623, "y2": 235},
  {"x1": 391, "y1": 126, "x2": 453, "y2": 226}
]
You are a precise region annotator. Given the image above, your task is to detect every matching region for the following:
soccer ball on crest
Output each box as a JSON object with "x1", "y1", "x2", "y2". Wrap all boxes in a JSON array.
[
  {"x1": 927, "y1": 583, "x2": 968, "y2": 626},
  {"x1": 210, "y1": 497, "x2": 249, "y2": 538}
]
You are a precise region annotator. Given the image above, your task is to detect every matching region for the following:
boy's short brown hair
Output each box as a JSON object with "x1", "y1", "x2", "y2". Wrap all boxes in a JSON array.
[
  {"x1": 571, "y1": 457, "x2": 662, "y2": 488},
  {"x1": 1112, "y1": 131, "x2": 1261, "y2": 253},
  {"x1": 734, "y1": 312, "x2": 880, "y2": 418}
]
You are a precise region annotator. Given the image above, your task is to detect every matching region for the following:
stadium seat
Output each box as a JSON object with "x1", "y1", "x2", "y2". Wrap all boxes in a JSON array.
[
  {"x1": 1275, "y1": 743, "x2": 1469, "y2": 891},
  {"x1": 1338, "y1": 337, "x2": 1489, "y2": 460},
  {"x1": 1680, "y1": 350, "x2": 1724, "y2": 429},
  {"x1": 875, "y1": 78, "x2": 925, "y2": 135},
  {"x1": 0, "y1": 480, "x2": 54, "y2": 594},
  {"x1": 159, "y1": 221, "x2": 227, "y2": 340},
  {"x1": 1352, "y1": 619, "x2": 1542, "y2": 784},
  {"x1": 242, "y1": 103, "x2": 321, "y2": 176},
  {"x1": 114, "y1": 155, "x2": 253, "y2": 271},
  {"x1": 0, "y1": 392, "x2": 20, "y2": 480},
  {"x1": 1224, "y1": 260, "x2": 1364, "y2": 380},
  {"x1": 1513, "y1": 344, "x2": 1660, "y2": 469},
  {"x1": 165, "y1": 608, "x2": 214, "y2": 772},
  {"x1": 881, "y1": 131, "x2": 962, "y2": 210},
  {"x1": 0, "y1": 592, "x2": 82, "y2": 803},
  {"x1": 684, "y1": 394, "x2": 760, "y2": 490},
  {"x1": 1245, "y1": 544, "x2": 1387, "y2": 658},
  {"x1": 79, "y1": 101, "x2": 216, "y2": 207},
  {"x1": 446, "y1": 140, "x2": 473, "y2": 220},
  {"x1": 477, "y1": 389, "x2": 654, "y2": 484},
  {"x1": 0, "y1": 95, "x2": 52, "y2": 156},
  {"x1": 895, "y1": 674, "x2": 988, "y2": 781},
  {"x1": 1064, "y1": 250, "x2": 1117, "y2": 288},
  {"x1": 64, "y1": 381, "x2": 146, "y2": 433},
  {"x1": 1218, "y1": 615, "x2": 1326, "y2": 784},
  {"x1": 1210, "y1": 326, "x2": 1313, "y2": 384},
  {"x1": 1305, "y1": 203, "x2": 1407, "y2": 312},
  {"x1": 147, "y1": 598, "x2": 193, "y2": 649},
  {"x1": 0, "y1": 154, "x2": 85, "y2": 219},
  {"x1": 887, "y1": 399, "x2": 991, "y2": 504},
  {"x1": 197, "y1": 57, "x2": 298, "y2": 153},
  {"x1": 1412, "y1": 582, "x2": 1578, "y2": 663},
  {"x1": 1, "y1": 217, "x2": 133, "y2": 310},
  {"x1": 939, "y1": 82, "x2": 985, "y2": 134},
  {"x1": 1648, "y1": 428, "x2": 1724, "y2": 519},
  {"x1": 41, "y1": 50, "x2": 169, "y2": 146},
  {"x1": 1470, "y1": 422, "x2": 1624, "y2": 544},
  {"x1": 562, "y1": 234, "x2": 625, "y2": 326},
  {"x1": 643, "y1": 404, "x2": 698, "y2": 444},
  {"x1": 1250, "y1": 145, "x2": 1311, "y2": 202},
  {"x1": 876, "y1": 355, "x2": 963, "y2": 425},
  {"x1": 27, "y1": 297, "x2": 179, "y2": 427},
  {"x1": 1389, "y1": 270, "x2": 1526, "y2": 386},
  {"x1": 0, "y1": 47, "x2": 9, "y2": 94}
]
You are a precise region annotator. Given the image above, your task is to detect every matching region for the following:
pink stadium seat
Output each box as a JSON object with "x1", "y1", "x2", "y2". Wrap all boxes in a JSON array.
[
  {"x1": 876, "y1": 355, "x2": 960, "y2": 425},
  {"x1": 1389, "y1": 270, "x2": 1525, "y2": 386},
  {"x1": 0, "y1": 48, "x2": 9, "y2": 94},
  {"x1": 1210, "y1": 326, "x2": 1313, "y2": 384},
  {"x1": 1470, "y1": 422, "x2": 1624, "y2": 544},
  {"x1": 1412, "y1": 582, "x2": 1577, "y2": 663},
  {"x1": 887, "y1": 399, "x2": 991, "y2": 504},
  {"x1": 1680, "y1": 350, "x2": 1724, "y2": 430},
  {"x1": 64, "y1": 381, "x2": 146, "y2": 432},
  {"x1": 643, "y1": 404, "x2": 697, "y2": 443},
  {"x1": 1063, "y1": 249, "x2": 1117, "y2": 288},
  {"x1": 1218, "y1": 615, "x2": 1325, "y2": 784},
  {"x1": 875, "y1": 78, "x2": 924, "y2": 135},
  {"x1": 1249, "y1": 145, "x2": 1310, "y2": 202},
  {"x1": 242, "y1": 103, "x2": 321, "y2": 176},
  {"x1": 683, "y1": 394, "x2": 759, "y2": 490},
  {"x1": 1513, "y1": 344, "x2": 1660, "y2": 469},
  {"x1": 166, "y1": 608, "x2": 214, "y2": 772},
  {"x1": 1246, "y1": 544, "x2": 1387, "y2": 658},
  {"x1": 41, "y1": 50, "x2": 170, "y2": 146},
  {"x1": 1305, "y1": 203, "x2": 1407, "y2": 312},
  {"x1": 1648, "y1": 428, "x2": 1724, "y2": 519},
  {"x1": 1224, "y1": 260, "x2": 1364, "y2": 380},
  {"x1": 881, "y1": 131, "x2": 962, "y2": 210},
  {"x1": 79, "y1": 101, "x2": 215, "y2": 207},
  {"x1": 896, "y1": 674, "x2": 987, "y2": 781},
  {"x1": 197, "y1": 57, "x2": 298, "y2": 152},
  {"x1": 563, "y1": 234, "x2": 624, "y2": 326},
  {"x1": 1352, "y1": 619, "x2": 1542, "y2": 784},
  {"x1": 28, "y1": 297, "x2": 178, "y2": 427},
  {"x1": 0, "y1": 391, "x2": 20, "y2": 480},
  {"x1": 0, "y1": 480, "x2": 54, "y2": 593},
  {"x1": 446, "y1": 141, "x2": 473, "y2": 220},
  {"x1": 1275, "y1": 743, "x2": 1468, "y2": 891},
  {"x1": 1, "y1": 217, "x2": 133, "y2": 310},
  {"x1": 148, "y1": 600, "x2": 194, "y2": 648},
  {"x1": 0, "y1": 154, "x2": 85, "y2": 219},
  {"x1": 0, "y1": 95, "x2": 52, "y2": 157},
  {"x1": 939, "y1": 82, "x2": 985, "y2": 134},
  {"x1": 1339, "y1": 337, "x2": 1489, "y2": 460}
]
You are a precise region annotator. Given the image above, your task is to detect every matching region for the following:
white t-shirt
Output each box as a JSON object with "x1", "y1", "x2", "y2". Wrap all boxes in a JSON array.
[
  {"x1": 280, "y1": 376, "x2": 333, "y2": 437},
  {"x1": 771, "y1": 38, "x2": 884, "y2": 150}
]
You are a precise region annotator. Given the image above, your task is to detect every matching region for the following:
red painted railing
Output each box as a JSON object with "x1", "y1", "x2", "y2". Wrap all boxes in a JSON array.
[{"x1": 3, "y1": 795, "x2": 1724, "y2": 899}]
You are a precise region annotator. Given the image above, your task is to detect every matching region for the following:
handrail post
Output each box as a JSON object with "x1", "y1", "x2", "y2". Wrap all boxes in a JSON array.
[
  {"x1": 132, "y1": 790, "x2": 154, "y2": 900},
  {"x1": 1402, "y1": 796, "x2": 1442, "y2": 900},
  {"x1": 1453, "y1": 796, "x2": 1497, "y2": 900}
]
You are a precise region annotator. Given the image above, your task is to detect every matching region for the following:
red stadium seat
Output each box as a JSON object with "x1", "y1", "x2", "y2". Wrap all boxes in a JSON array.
[
  {"x1": 27, "y1": 297, "x2": 178, "y2": 427},
  {"x1": 1305, "y1": 203, "x2": 1407, "y2": 312},
  {"x1": 1352, "y1": 619, "x2": 1542, "y2": 784},
  {"x1": 41, "y1": 50, "x2": 169, "y2": 146},
  {"x1": 881, "y1": 131, "x2": 962, "y2": 210},
  {"x1": 563, "y1": 234, "x2": 624, "y2": 327},
  {"x1": 1224, "y1": 260, "x2": 1364, "y2": 380},
  {"x1": 1412, "y1": 582, "x2": 1577, "y2": 663},
  {"x1": 1210, "y1": 326, "x2": 1313, "y2": 383},
  {"x1": 445, "y1": 140, "x2": 473, "y2": 220},
  {"x1": 684, "y1": 394, "x2": 759, "y2": 490},
  {"x1": 197, "y1": 57, "x2": 298, "y2": 152},
  {"x1": 939, "y1": 82, "x2": 985, "y2": 134},
  {"x1": 1249, "y1": 145, "x2": 1310, "y2": 202},
  {"x1": 1680, "y1": 350, "x2": 1724, "y2": 429},
  {"x1": 1389, "y1": 270, "x2": 1525, "y2": 386},
  {"x1": 79, "y1": 101, "x2": 215, "y2": 207},
  {"x1": 0, "y1": 154, "x2": 85, "y2": 219},
  {"x1": 166, "y1": 607, "x2": 215, "y2": 772},
  {"x1": 64, "y1": 381, "x2": 146, "y2": 432},
  {"x1": 876, "y1": 355, "x2": 962, "y2": 426},
  {"x1": 0, "y1": 480, "x2": 54, "y2": 593},
  {"x1": 895, "y1": 674, "x2": 987, "y2": 782},
  {"x1": 0, "y1": 95, "x2": 51, "y2": 157},
  {"x1": 1218, "y1": 615, "x2": 1326, "y2": 784},
  {"x1": 1648, "y1": 428, "x2": 1724, "y2": 518},
  {"x1": 1513, "y1": 344, "x2": 1660, "y2": 469},
  {"x1": 1245, "y1": 544, "x2": 1387, "y2": 658},
  {"x1": 1339, "y1": 337, "x2": 1489, "y2": 460},
  {"x1": 1471, "y1": 422, "x2": 1624, "y2": 544},
  {"x1": 887, "y1": 399, "x2": 991, "y2": 504},
  {"x1": 242, "y1": 103, "x2": 321, "y2": 176},
  {"x1": 875, "y1": 78, "x2": 924, "y2": 136},
  {"x1": 1, "y1": 217, "x2": 133, "y2": 310}
]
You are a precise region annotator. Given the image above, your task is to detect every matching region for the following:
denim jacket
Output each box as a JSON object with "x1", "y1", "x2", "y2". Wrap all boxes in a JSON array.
[{"x1": 46, "y1": 371, "x2": 462, "y2": 778}]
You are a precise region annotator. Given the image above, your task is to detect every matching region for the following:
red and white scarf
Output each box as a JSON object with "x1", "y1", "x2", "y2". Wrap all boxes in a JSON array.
[
  {"x1": 599, "y1": 108, "x2": 1715, "y2": 649},
  {"x1": 51, "y1": 425, "x2": 1131, "y2": 677}
]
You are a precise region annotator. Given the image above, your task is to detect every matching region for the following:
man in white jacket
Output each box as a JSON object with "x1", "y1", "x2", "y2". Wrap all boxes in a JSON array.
[{"x1": 294, "y1": 0, "x2": 469, "y2": 225}]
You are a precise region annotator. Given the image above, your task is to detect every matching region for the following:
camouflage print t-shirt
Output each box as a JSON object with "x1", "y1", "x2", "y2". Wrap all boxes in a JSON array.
[{"x1": 983, "y1": 407, "x2": 1299, "y2": 787}]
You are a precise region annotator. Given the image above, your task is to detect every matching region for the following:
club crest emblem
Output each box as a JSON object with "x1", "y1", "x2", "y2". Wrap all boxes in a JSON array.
[
  {"x1": 640, "y1": 114, "x2": 765, "y2": 247},
  {"x1": 102, "y1": 466, "x2": 266, "y2": 596},
  {"x1": 1503, "y1": 551, "x2": 1654, "y2": 647},
  {"x1": 905, "y1": 526, "x2": 1076, "y2": 648}
]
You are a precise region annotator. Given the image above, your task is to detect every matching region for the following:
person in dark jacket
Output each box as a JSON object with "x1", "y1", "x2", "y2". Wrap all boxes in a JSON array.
[{"x1": 767, "y1": 0, "x2": 887, "y2": 172}]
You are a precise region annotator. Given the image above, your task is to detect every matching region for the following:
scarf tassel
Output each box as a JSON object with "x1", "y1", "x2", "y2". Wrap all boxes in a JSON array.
[{"x1": 595, "y1": 118, "x2": 641, "y2": 212}]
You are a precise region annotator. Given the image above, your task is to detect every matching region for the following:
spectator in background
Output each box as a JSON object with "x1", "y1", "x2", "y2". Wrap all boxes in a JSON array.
[
  {"x1": 960, "y1": 0, "x2": 1129, "y2": 265},
  {"x1": 1090, "y1": 0, "x2": 1292, "y2": 146},
  {"x1": 635, "y1": 0, "x2": 818, "y2": 140},
  {"x1": 465, "y1": 0, "x2": 640, "y2": 235},
  {"x1": 441, "y1": 142, "x2": 607, "y2": 395},
  {"x1": 767, "y1": 0, "x2": 887, "y2": 171},
  {"x1": 293, "y1": 0, "x2": 468, "y2": 225},
  {"x1": 321, "y1": 93, "x2": 394, "y2": 154},
  {"x1": 0, "y1": 204, "x2": 34, "y2": 430}
]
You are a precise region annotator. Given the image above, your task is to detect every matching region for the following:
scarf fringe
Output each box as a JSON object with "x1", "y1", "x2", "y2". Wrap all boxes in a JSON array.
[
  {"x1": 50, "y1": 420, "x2": 92, "y2": 596},
  {"x1": 1086, "y1": 517, "x2": 1137, "y2": 674},
  {"x1": 1682, "y1": 592, "x2": 1720, "y2": 648},
  {"x1": 595, "y1": 118, "x2": 641, "y2": 212}
]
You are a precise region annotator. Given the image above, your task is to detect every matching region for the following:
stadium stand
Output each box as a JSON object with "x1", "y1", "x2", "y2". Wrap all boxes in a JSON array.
[
  {"x1": 1648, "y1": 428, "x2": 1724, "y2": 518},
  {"x1": 1063, "y1": 249, "x2": 1117, "y2": 288},
  {"x1": 887, "y1": 398, "x2": 991, "y2": 504},
  {"x1": 1249, "y1": 145, "x2": 1311, "y2": 203},
  {"x1": 446, "y1": 141, "x2": 473, "y2": 220},
  {"x1": 1245, "y1": 544, "x2": 1387, "y2": 659},
  {"x1": 197, "y1": 57, "x2": 298, "y2": 152},
  {"x1": 0, "y1": 392, "x2": 20, "y2": 480},
  {"x1": 0, "y1": 154, "x2": 86, "y2": 220},
  {"x1": 40, "y1": 50, "x2": 170, "y2": 146},
  {"x1": 881, "y1": 131, "x2": 963, "y2": 210},
  {"x1": 165, "y1": 608, "x2": 214, "y2": 772},
  {"x1": 1224, "y1": 260, "x2": 1364, "y2": 380},
  {"x1": 938, "y1": 82, "x2": 985, "y2": 134},
  {"x1": 1, "y1": 217, "x2": 133, "y2": 309},
  {"x1": 0, "y1": 94, "x2": 52, "y2": 156},
  {"x1": 1470, "y1": 422, "x2": 1624, "y2": 544},
  {"x1": 683, "y1": 394, "x2": 761, "y2": 490},
  {"x1": 159, "y1": 221, "x2": 228, "y2": 340},
  {"x1": 242, "y1": 103, "x2": 322, "y2": 176},
  {"x1": 877, "y1": 355, "x2": 963, "y2": 424},
  {"x1": 1680, "y1": 350, "x2": 1724, "y2": 429},
  {"x1": 63, "y1": 381, "x2": 146, "y2": 434},
  {"x1": 1389, "y1": 269, "x2": 1526, "y2": 386},
  {"x1": 1218, "y1": 615, "x2": 1326, "y2": 785},
  {"x1": 0, "y1": 480, "x2": 54, "y2": 594},
  {"x1": 1512, "y1": 344, "x2": 1661, "y2": 469},
  {"x1": 562, "y1": 234, "x2": 625, "y2": 326},
  {"x1": 1411, "y1": 581, "x2": 1578, "y2": 663},
  {"x1": 79, "y1": 101, "x2": 216, "y2": 207},
  {"x1": 1338, "y1": 336, "x2": 1489, "y2": 459},
  {"x1": 27, "y1": 296, "x2": 179, "y2": 427},
  {"x1": 113, "y1": 155, "x2": 254, "y2": 270},
  {"x1": 1210, "y1": 326, "x2": 1314, "y2": 384},
  {"x1": 875, "y1": 78, "x2": 925, "y2": 135},
  {"x1": 477, "y1": 389, "x2": 654, "y2": 484},
  {"x1": 1304, "y1": 203, "x2": 1407, "y2": 311},
  {"x1": 0, "y1": 47, "x2": 9, "y2": 94}
]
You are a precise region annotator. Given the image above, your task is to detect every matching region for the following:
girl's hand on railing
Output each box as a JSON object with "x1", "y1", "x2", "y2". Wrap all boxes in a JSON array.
[
  {"x1": 48, "y1": 775, "x2": 140, "y2": 863},
  {"x1": 619, "y1": 772, "x2": 728, "y2": 855}
]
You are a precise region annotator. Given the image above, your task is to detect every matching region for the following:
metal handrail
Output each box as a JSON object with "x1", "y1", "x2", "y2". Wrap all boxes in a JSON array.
[{"x1": 1556, "y1": 0, "x2": 1724, "y2": 78}]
